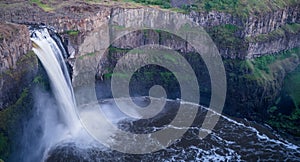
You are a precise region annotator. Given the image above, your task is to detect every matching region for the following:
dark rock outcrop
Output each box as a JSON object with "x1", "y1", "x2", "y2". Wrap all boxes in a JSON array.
[
  {"x1": 0, "y1": 1, "x2": 299, "y2": 122},
  {"x1": 0, "y1": 2, "x2": 299, "y2": 59},
  {"x1": 0, "y1": 22, "x2": 38, "y2": 110}
]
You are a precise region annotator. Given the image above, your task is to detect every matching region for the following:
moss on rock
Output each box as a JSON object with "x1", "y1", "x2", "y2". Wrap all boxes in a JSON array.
[{"x1": 267, "y1": 65, "x2": 300, "y2": 136}]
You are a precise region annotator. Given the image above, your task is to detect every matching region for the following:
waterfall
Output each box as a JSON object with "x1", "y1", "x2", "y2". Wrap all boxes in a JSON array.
[
  {"x1": 29, "y1": 27, "x2": 82, "y2": 160},
  {"x1": 30, "y1": 27, "x2": 80, "y2": 134},
  {"x1": 20, "y1": 26, "x2": 300, "y2": 162}
]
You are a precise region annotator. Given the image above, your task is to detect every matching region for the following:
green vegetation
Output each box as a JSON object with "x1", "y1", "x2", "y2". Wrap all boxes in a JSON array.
[
  {"x1": 163, "y1": 53, "x2": 177, "y2": 63},
  {"x1": 109, "y1": 46, "x2": 130, "y2": 53},
  {"x1": 104, "y1": 43, "x2": 300, "y2": 135},
  {"x1": 224, "y1": 48, "x2": 299, "y2": 94},
  {"x1": 0, "y1": 50, "x2": 37, "y2": 81},
  {"x1": 30, "y1": 0, "x2": 53, "y2": 12},
  {"x1": 180, "y1": 4, "x2": 199, "y2": 13},
  {"x1": 283, "y1": 23, "x2": 300, "y2": 34},
  {"x1": 267, "y1": 92, "x2": 300, "y2": 136},
  {"x1": 78, "y1": 52, "x2": 96, "y2": 60},
  {"x1": 179, "y1": 23, "x2": 203, "y2": 34},
  {"x1": 23, "y1": 0, "x2": 300, "y2": 17},
  {"x1": 0, "y1": 71, "x2": 47, "y2": 159},
  {"x1": 231, "y1": 48, "x2": 300, "y2": 82},
  {"x1": 0, "y1": 50, "x2": 37, "y2": 160},
  {"x1": 201, "y1": 0, "x2": 296, "y2": 16},
  {"x1": 0, "y1": 88, "x2": 30, "y2": 160},
  {"x1": 65, "y1": 30, "x2": 79, "y2": 36},
  {"x1": 129, "y1": 0, "x2": 171, "y2": 9},
  {"x1": 0, "y1": 88, "x2": 29, "y2": 130},
  {"x1": 17, "y1": 51, "x2": 37, "y2": 68},
  {"x1": 85, "y1": 0, "x2": 102, "y2": 2},
  {"x1": 117, "y1": 0, "x2": 299, "y2": 17},
  {"x1": 223, "y1": 47, "x2": 300, "y2": 131},
  {"x1": 103, "y1": 72, "x2": 130, "y2": 80},
  {"x1": 33, "y1": 75, "x2": 43, "y2": 84},
  {"x1": 246, "y1": 28, "x2": 285, "y2": 43},
  {"x1": 284, "y1": 66, "x2": 300, "y2": 108},
  {"x1": 209, "y1": 24, "x2": 240, "y2": 42},
  {"x1": 265, "y1": 50, "x2": 300, "y2": 136},
  {"x1": 112, "y1": 25, "x2": 127, "y2": 31},
  {"x1": 252, "y1": 48, "x2": 299, "y2": 74},
  {"x1": 0, "y1": 133, "x2": 9, "y2": 160},
  {"x1": 208, "y1": 24, "x2": 244, "y2": 51},
  {"x1": 103, "y1": 69, "x2": 177, "y2": 87},
  {"x1": 192, "y1": 0, "x2": 298, "y2": 17},
  {"x1": 201, "y1": 0, "x2": 238, "y2": 13},
  {"x1": 33, "y1": 75, "x2": 50, "y2": 90},
  {"x1": 267, "y1": 106, "x2": 278, "y2": 113}
]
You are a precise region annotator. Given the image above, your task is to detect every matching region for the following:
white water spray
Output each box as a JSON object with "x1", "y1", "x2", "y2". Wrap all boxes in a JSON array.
[
  {"x1": 25, "y1": 27, "x2": 300, "y2": 161},
  {"x1": 30, "y1": 28, "x2": 83, "y2": 158},
  {"x1": 28, "y1": 27, "x2": 129, "y2": 161}
]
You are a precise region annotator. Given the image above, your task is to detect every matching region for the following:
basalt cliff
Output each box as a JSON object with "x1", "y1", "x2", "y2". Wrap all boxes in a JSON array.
[{"x1": 0, "y1": 1, "x2": 300, "y2": 138}]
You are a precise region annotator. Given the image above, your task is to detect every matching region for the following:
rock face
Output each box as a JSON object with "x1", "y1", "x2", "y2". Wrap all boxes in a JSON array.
[
  {"x1": 0, "y1": 1, "x2": 300, "y2": 121},
  {"x1": 0, "y1": 22, "x2": 38, "y2": 109},
  {"x1": 0, "y1": 23, "x2": 31, "y2": 72},
  {"x1": 247, "y1": 31, "x2": 300, "y2": 58},
  {"x1": 189, "y1": 5, "x2": 300, "y2": 58},
  {"x1": 0, "y1": 2, "x2": 111, "y2": 33},
  {"x1": 1, "y1": 2, "x2": 299, "y2": 59},
  {"x1": 189, "y1": 5, "x2": 300, "y2": 36}
]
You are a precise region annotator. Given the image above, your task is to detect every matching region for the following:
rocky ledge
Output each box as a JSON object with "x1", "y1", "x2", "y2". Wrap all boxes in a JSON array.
[
  {"x1": 0, "y1": 22, "x2": 37, "y2": 110},
  {"x1": 0, "y1": 1, "x2": 299, "y2": 130}
]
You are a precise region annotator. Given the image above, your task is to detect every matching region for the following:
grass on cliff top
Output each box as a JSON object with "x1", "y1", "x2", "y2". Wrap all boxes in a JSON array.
[
  {"x1": 110, "y1": 0, "x2": 299, "y2": 17},
  {"x1": 126, "y1": 0, "x2": 171, "y2": 9},
  {"x1": 3, "y1": 0, "x2": 299, "y2": 16},
  {"x1": 30, "y1": 0, "x2": 54, "y2": 12},
  {"x1": 84, "y1": 0, "x2": 144, "y2": 8},
  {"x1": 65, "y1": 30, "x2": 79, "y2": 36},
  {"x1": 200, "y1": 0, "x2": 298, "y2": 16}
]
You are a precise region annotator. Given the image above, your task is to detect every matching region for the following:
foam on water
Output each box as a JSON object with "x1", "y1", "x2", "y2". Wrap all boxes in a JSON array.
[
  {"x1": 28, "y1": 27, "x2": 299, "y2": 161},
  {"x1": 43, "y1": 96, "x2": 300, "y2": 161},
  {"x1": 179, "y1": 99, "x2": 300, "y2": 151}
]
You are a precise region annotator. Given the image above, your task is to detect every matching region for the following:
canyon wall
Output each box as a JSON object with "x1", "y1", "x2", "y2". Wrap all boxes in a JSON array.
[
  {"x1": 1, "y1": 2, "x2": 299, "y2": 59},
  {"x1": 0, "y1": 1, "x2": 299, "y2": 121},
  {"x1": 0, "y1": 23, "x2": 38, "y2": 110}
]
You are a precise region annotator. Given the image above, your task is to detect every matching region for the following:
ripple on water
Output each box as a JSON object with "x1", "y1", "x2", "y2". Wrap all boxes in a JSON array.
[{"x1": 46, "y1": 97, "x2": 300, "y2": 161}]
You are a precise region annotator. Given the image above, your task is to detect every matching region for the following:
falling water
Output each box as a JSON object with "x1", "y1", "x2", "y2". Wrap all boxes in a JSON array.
[
  {"x1": 29, "y1": 27, "x2": 83, "y2": 160},
  {"x1": 31, "y1": 27, "x2": 81, "y2": 134},
  {"x1": 20, "y1": 26, "x2": 300, "y2": 161}
]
